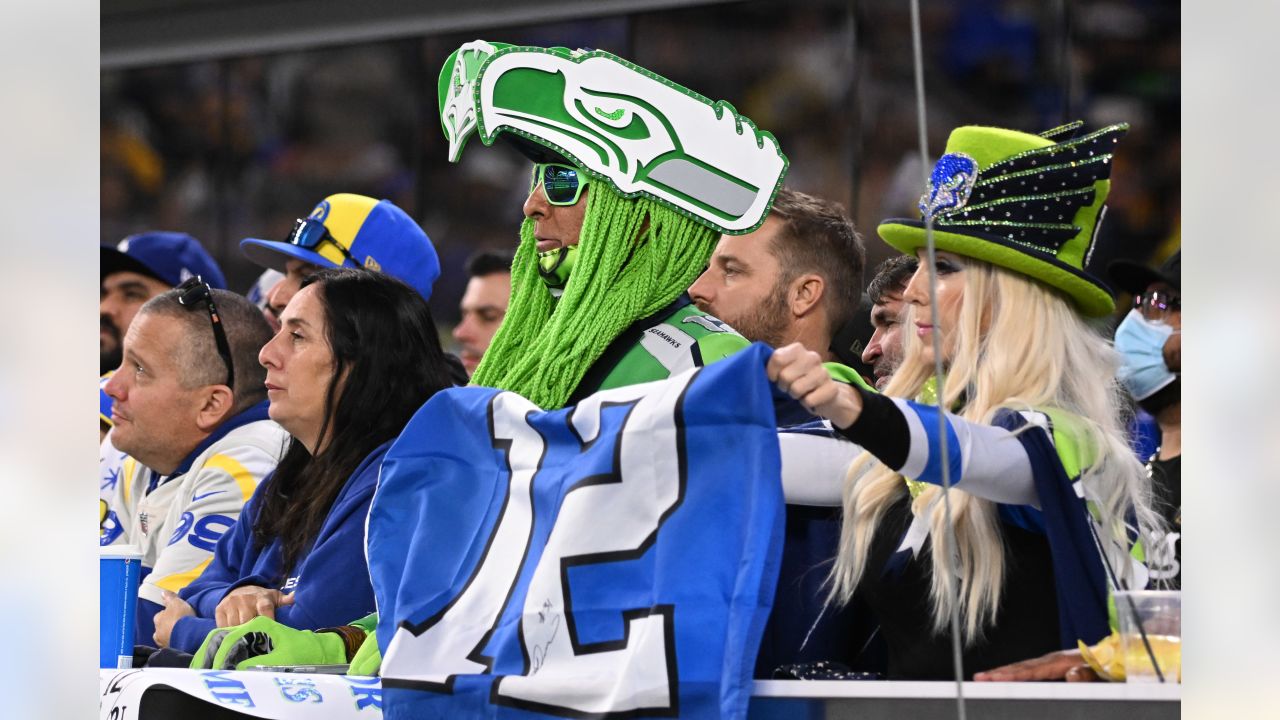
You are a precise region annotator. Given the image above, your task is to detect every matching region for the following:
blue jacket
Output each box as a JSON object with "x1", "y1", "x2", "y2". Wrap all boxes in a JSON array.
[{"x1": 168, "y1": 441, "x2": 389, "y2": 653}]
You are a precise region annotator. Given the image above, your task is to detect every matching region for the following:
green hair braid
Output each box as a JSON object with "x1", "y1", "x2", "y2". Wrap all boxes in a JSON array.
[{"x1": 471, "y1": 183, "x2": 718, "y2": 409}]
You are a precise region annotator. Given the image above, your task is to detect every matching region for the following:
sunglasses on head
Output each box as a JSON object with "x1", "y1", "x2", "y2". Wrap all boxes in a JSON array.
[
  {"x1": 177, "y1": 276, "x2": 235, "y2": 389},
  {"x1": 1134, "y1": 290, "x2": 1180, "y2": 317},
  {"x1": 286, "y1": 217, "x2": 359, "y2": 267},
  {"x1": 530, "y1": 163, "x2": 589, "y2": 206}
]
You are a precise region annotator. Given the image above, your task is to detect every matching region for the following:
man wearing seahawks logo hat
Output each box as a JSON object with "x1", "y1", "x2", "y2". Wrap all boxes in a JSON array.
[
  {"x1": 440, "y1": 40, "x2": 793, "y2": 409},
  {"x1": 186, "y1": 39, "x2": 791, "y2": 676}
]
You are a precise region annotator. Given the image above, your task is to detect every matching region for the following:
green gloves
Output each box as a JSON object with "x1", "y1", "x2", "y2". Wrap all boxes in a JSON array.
[
  {"x1": 190, "y1": 616, "x2": 347, "y2": 670},
  {"x1": 188, "y1": 614, "x2": 383, "y2": 674},
  {"x1": 348, "y1": 629, "x2": 382, "y2": 676}
]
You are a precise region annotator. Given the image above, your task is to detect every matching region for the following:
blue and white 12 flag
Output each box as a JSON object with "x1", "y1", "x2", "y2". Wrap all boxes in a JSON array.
[{"x1": 367, "y1": 344, "x2": 785, "y2": 720}]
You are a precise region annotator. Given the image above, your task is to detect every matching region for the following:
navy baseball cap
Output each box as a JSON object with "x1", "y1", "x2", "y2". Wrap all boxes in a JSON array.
[
  {"x1": 1107, "y1": 250, "x2": 1181, "y2": 295},
  {"x1": 100, "y1": 373, "x2": 114, "y2": 428},
  {"x1": 240, "y1": 193, "x2": 441, "y2": 301},
  {"x1": 101, "y1": 231, "x2": 227, "y2": 290}
]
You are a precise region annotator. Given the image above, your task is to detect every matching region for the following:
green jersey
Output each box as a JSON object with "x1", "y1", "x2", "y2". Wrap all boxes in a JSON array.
[{"x1": 567, "y1": 294, "x2": 750, "y2": 405}]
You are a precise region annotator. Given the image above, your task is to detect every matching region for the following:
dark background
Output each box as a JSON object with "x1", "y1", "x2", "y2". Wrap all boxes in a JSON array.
[{"x1": 101, "y1": 0, "x2": 1180, "y2": 332}]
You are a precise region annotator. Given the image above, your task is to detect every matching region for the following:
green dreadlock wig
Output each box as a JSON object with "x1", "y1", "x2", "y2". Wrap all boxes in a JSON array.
[
  {"x1": 439, "y1": 41, "x2": 789, "y2": 407},
  {"x1": 472, "y1": 184, "x2": 718, "y2": 408}
]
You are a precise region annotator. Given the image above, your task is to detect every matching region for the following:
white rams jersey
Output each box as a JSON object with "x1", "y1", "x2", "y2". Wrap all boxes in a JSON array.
[
  {"x1": 99, "y1": 431, "x2": 129, "y2": 545},
  {"x1": 101, "y1": 418, "x2": 287, "y2": 606}
]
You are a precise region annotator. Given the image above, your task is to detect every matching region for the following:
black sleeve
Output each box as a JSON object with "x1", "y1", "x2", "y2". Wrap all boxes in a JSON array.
[
  {"x1": 443, "y1": 353, "x2": 470, "y2": 386},
  {"x1": 834, "y1": 385, "x2": 911, "y2": 471}
]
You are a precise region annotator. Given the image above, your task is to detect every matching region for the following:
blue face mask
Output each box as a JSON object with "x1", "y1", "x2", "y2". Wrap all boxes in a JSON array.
[{"x1": 1115, "y1": 309, "x2": 1178, "y2": 400}]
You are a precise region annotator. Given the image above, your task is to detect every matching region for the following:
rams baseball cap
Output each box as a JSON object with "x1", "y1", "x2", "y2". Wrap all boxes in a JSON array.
[
  {"x1": 100, "y1": 231, "x2": 227, "y2": 289},
  {"x1": 240, "y1": 193, "x2": 441, "y2": 301}
]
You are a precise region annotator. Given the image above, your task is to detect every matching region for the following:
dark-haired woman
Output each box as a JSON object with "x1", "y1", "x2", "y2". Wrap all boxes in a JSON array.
[{"x1": 153, "y1": 268, "x2": 455, "y2": 654}]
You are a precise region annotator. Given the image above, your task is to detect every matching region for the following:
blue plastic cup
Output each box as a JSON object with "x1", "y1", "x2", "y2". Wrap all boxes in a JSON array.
[{"x1": 100, "y1": 546, "x2": 143, "y2": 669}]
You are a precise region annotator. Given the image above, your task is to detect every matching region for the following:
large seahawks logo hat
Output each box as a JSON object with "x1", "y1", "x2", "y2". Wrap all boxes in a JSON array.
[
  {"x1": 439, "y1": 40, "x2": 789, "y2": 235},
  {"x1": 879, "y1": 121, "x2": 1128, "y2": 317}
]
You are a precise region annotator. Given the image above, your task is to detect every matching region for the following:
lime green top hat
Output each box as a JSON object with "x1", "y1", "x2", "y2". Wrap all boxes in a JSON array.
[
  {"x1": 878, "y1": 121, "x2": 1128, "y2": 316},
  {"x1": 438, "y1": 40, "x2": 788, "y2": 235}
]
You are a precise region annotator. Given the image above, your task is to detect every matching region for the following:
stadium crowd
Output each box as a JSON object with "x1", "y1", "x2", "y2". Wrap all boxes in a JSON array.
[{"x1": 99, "y1": 29, "x2": 1181, "y2": 703}]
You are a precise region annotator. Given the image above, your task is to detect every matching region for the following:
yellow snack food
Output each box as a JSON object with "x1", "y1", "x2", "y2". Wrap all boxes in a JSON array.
[
  {"x1": 1079, "y1": 633, "x2": 1125, "y2": 681},
  {"x1": 1080, "y1": 631, "x2": 1181, "y2": 683}
]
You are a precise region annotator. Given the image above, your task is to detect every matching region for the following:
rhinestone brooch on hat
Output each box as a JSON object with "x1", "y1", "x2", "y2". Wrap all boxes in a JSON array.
[{"x1": 919, "y1": 152, "x2": 978, "y2": 221}]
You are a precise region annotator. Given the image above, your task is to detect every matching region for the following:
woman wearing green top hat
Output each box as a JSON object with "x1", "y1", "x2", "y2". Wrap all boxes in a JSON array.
[{"x1": 769, "y1": 122, "x2": 1167, "y2": 679}]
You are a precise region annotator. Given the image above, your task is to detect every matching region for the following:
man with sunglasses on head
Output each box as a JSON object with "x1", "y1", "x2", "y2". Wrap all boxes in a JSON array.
[
  {"x1": 99, "y1": 232, "x2": 228, "y2": 585},
  {"x1": 102, "y1": 281, "x2": 288, "y2": 652}
]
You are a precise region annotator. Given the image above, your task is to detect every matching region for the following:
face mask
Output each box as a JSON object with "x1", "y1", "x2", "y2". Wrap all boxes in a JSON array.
[
  {"x1": 537, "y1": 244, "x2": 577, "y2": 298},
  {"x1": 1114, "y1": 309, "x2": 1178, "y2": 401}
]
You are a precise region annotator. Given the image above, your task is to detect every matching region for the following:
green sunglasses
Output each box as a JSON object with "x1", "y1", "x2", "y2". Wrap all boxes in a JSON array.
[{"x1": 530, "y1": 163, "x2": 590, "y2": 206}]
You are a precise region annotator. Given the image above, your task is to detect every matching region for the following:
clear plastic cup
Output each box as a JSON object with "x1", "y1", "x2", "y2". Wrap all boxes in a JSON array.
[{"x1": 1114, "y1": 589, "x2": 1181, "y2": 683}]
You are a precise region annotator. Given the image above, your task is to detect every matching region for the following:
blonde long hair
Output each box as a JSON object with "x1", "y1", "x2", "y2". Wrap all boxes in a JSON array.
[{"x1": 832, "y1": 259, "x2": 1162, "y2": 643}]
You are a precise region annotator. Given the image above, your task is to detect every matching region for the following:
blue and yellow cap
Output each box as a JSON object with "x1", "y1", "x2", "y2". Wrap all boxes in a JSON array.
[
  {"x1": 239, "y1": 193, "x2": 442, "y2": 301},
  {"x1": 100, "y1": 373, "x2": 114, "y2": 428}
]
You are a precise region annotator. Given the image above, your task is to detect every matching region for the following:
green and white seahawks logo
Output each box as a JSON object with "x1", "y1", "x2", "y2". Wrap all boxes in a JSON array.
[
  {"x1": 441, "y1": 40, "x2": 500, "y2": 162},
  {"x1": 439, "y1": 43, "x2": 789, "y2": 235},
  {"x1": 594, "y1": 107, "x2": 625, "y2": 122}
]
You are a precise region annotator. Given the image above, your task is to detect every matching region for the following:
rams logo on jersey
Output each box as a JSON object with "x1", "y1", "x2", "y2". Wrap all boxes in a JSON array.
[
  {"x1": 100, "y1": 501, "x2": 124, "y2": 546},
  {"x1": 168, "y1": 511, "x2": 195, "y2": 547}
]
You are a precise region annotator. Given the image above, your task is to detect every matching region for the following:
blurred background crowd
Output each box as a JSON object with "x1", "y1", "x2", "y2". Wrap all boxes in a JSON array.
[
  {"x1": 91, "y1": 0, "x2": 1189, "y2": 699},
  {"x1": 101, "y1": 0, "x2": 1181, "y2": 336}
]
